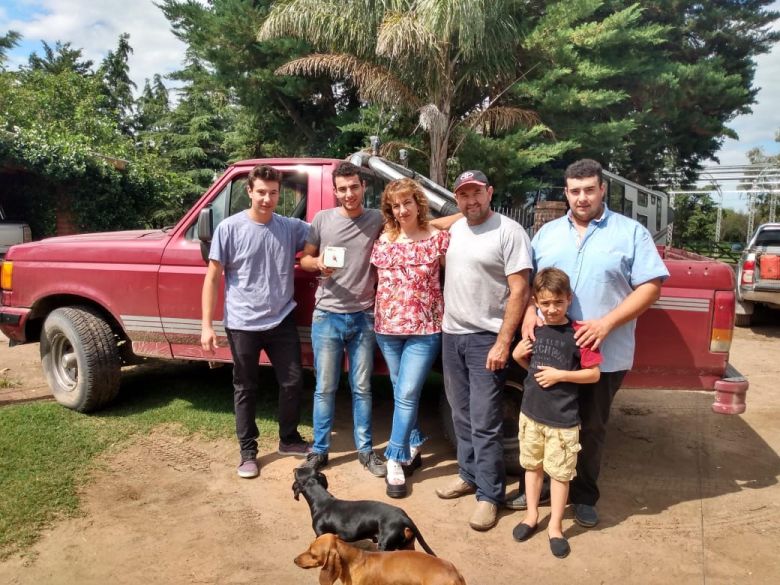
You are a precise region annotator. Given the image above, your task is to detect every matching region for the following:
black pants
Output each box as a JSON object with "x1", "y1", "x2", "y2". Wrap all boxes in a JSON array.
[
  {"x1": 226, "y1": 312, "x2": 304, "y2": 461},
  {"x1": 569, "y1": 370, "x2": 627, "y2": 506}
]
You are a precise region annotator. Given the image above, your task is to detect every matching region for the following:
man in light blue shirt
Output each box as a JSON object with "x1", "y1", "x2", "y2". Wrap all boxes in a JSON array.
[{"x1": 521, "y1": 159, "x2": 669, "y2": 527}]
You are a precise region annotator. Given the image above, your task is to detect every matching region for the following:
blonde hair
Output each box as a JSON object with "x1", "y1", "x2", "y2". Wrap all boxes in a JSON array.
[{"x1": 380, "y1": 178, "x2": 430, "y2": 241}]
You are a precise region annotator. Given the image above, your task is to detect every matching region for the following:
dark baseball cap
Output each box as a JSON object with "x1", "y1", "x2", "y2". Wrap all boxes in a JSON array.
[{"x1": 453, "y1": 170, "x2": 489, "y2": 192}]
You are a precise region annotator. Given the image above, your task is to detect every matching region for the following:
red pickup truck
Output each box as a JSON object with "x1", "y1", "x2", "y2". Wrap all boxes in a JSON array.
[{"x1": 0, "y1": 157, "x2": 749, "y2": 430}]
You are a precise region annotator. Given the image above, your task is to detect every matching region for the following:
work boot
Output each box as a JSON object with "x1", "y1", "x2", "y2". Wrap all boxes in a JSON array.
[
  {"x1": 435, "y1": 476, "x2": 477, "y2": 499},
  {"x1": 469, "y1": 500, "x2": 498, "y2": 531}
]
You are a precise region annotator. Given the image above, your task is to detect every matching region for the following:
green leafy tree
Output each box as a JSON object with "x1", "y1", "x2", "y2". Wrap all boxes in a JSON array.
[
  {"x1": 1, "y1": 44, "x2": 185, "y2": 234},
  {"x1": 513, "y1": 2, "x2": 666, "y2": 170},
  {"x1": 671, "y1": 192, "x2": 718, "y2": 246},
  {"x1": 721, "y1": 208, "x2": 749, "y2": 243},
  {"x1": 619, "y1": 0, "x2": 780, "y2": 185},
  {"x1": 164, "y1": 55, "x2": 234, "y2": 199},
  {"x1": 159, "y1": 0, "x2": 356, "y2": 159}
]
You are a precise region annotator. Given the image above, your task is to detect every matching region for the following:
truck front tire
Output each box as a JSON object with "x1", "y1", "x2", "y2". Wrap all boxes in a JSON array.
[{"x1": 40, "y1": 307, "x2": 121, "y2": 412}]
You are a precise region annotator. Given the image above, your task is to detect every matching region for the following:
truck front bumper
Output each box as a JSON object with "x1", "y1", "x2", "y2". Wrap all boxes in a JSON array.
[
  {"x1": 712, "y1": 363, "x2": 749, "y2": 415},
  {"x1": 0, "y1": 306, "x2": 30, "y2": 344}
]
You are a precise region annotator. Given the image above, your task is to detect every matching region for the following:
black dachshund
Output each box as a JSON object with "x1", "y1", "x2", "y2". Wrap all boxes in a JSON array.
[{"x1": 292, "y1": 466, "x2": 436, "y2": 555}]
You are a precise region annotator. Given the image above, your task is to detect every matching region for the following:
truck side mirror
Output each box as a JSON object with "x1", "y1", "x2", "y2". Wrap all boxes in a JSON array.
[{"x1": 197, "y1": 207, "x2": 213, "y2": 264}]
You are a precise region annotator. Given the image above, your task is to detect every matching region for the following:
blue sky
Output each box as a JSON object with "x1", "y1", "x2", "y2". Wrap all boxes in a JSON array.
[{"x1": 1, "y1": 0, "x2": 779, "y2": 210}]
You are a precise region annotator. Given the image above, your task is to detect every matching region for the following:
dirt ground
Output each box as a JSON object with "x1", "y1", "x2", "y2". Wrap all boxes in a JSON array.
[{"x1": 1, "y1": 322, "x2": 780, "y2": 585}]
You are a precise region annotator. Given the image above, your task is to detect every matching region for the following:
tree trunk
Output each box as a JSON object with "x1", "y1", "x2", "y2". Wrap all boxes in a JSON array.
[{"x1": 428, "y1": 114, "x2": 451, "y2": 187}]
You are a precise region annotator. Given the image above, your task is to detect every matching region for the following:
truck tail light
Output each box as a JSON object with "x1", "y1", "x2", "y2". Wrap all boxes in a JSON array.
[
  {"x1": 1, "y1": 261, "x2": 11, "y2": 291},
  {"x1": 710, "y1": 290, "x2": 734, "y2": 353},
  {"x1": 741, "y1": 258, "x2": 755, "y2": 284}
]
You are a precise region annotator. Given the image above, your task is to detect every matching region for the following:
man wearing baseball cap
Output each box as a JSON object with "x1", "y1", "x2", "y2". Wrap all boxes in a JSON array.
[{"x1": 435, "y1": 169, "x2": 532, "y2": 531}]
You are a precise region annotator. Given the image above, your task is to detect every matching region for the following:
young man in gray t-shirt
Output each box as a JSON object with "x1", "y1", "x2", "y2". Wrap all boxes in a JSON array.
[
  {"x1": 298, "y1": 162, "x2": 388, "y2": 477},
  {"x1": 435, "y1": 169, "x2": 532, "y2": 532}
]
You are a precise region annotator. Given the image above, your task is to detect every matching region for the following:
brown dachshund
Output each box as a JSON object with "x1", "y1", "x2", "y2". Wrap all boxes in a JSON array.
[{"x1": 294, "y1": 533, "x2": 466, "y2": 585}]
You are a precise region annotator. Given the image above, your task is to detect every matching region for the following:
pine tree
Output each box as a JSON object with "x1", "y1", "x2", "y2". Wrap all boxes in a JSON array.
[
  {"x1": 99, "y1": 33, "x2": 137, "y2": 135},
  {"x1": 27, "y1": 41, "x2": 93, "y2": 75},
  {"x1": 136, "y1": 74, "x2": 171, "y2": 148},
  {"x1": 164, "y1": 55, "x2": 234, "y2": 197}
]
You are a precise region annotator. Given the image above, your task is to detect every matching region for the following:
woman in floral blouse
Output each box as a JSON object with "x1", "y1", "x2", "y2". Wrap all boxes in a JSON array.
[{"x1": 370, "y1": 178, "x2": 450, "y2": 498}]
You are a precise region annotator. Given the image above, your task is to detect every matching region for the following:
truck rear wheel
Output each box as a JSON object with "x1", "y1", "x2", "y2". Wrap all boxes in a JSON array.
[
  {"x1": 438, "y1": 375, "x2": 525, "y2": 477},
  {"x1": 40, "y1": 307, "x2": 121, "y2": 412}
]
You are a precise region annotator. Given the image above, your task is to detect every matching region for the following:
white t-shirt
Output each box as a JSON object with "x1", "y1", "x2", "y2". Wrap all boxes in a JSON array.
[{"x1": 442, "y1": 212, "x2": 532, "y2": 334}]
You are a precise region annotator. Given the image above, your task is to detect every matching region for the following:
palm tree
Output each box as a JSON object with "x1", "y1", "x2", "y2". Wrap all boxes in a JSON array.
[{"x1": 259, "y1": 0, "x2": 539, "y2": 185}]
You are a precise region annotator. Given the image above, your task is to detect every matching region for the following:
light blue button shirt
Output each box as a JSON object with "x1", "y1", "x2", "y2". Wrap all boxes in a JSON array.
[{"x1": 531, "y1": 206, "x2": 669, "y2": 372}]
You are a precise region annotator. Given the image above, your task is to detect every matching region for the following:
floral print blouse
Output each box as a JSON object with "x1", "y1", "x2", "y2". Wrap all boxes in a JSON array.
[{"x1": 370, "y1": 230, "x2": 450, "y2": 335}]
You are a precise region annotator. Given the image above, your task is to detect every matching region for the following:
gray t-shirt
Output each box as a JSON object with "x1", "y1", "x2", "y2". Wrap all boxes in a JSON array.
[
  {"x1": 443, "y1": 213, "x2": 532, "y2": 334},
  {"x1": 306, "y1": 208, "x2": 384, "y2": 313},
  {"x1": 209, "y1": 211, "x2": 309, "y2": 331}
]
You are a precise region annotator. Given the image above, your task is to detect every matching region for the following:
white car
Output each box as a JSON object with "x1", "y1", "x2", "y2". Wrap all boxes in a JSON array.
[
  {"x1": 735, "y1": 222, "x2": 780, "y2": 326},
  {"x1": 0, "y1": 205, "x2": 32, "y2": 258}
]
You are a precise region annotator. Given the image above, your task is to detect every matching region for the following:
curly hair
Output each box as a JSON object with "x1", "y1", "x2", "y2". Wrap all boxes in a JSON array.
[
  {"x1": 564, "y1": 159, "x2": 603, "y2": 186},
  {"x1": 380, "y1": 178, "x2": 430, "y2": 241}
]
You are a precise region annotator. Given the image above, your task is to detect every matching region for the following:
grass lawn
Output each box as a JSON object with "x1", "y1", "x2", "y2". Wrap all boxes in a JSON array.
[
  {"x1": 0, "y1": 357, "x2": 440, "y2": 561},
  {"x1": 0, "y1": 361, "x2": 317, "y2": 560}
]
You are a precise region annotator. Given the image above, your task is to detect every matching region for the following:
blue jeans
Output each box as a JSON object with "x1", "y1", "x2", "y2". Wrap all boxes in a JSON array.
[
  {"x1": 376, "y1": 333, "x2": 441, "y2": 462},
  {"x1": 311, "y1": 308, "x2": 376, "y2": 455},
  {"x1": 442, "y1": 331, "x2": 507, "y2": 505}
]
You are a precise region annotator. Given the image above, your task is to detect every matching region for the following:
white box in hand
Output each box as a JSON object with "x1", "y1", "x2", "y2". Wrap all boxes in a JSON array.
[{"x1": 323, "y1": 246, "x2": 346, "y2": 268}]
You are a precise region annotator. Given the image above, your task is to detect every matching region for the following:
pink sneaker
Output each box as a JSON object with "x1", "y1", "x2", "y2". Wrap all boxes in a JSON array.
[{"x1": 237, "y1": 459, "x2": 259, "y2": 478}]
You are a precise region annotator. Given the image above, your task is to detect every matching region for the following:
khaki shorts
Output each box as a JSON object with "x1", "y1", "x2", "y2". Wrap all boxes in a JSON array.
[{"x1": 519, "y1": 413, "x2": 582, "y2": 482}]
